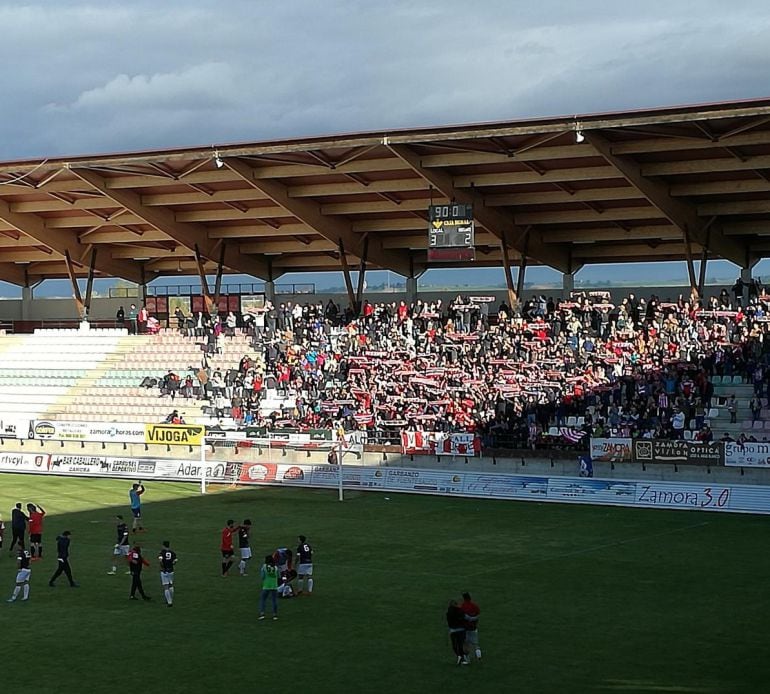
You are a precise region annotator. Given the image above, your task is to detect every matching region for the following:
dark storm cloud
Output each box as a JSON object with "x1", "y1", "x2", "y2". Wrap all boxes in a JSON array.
[{"x1": 1, "y1": 0, "x2": 769, "y2": 159}]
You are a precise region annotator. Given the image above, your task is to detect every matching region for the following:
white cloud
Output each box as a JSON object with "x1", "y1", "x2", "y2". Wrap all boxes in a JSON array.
[
  {"x1": 0, "y1": 1, "x2": 768, "y2": 158},
  {"x1": 47, "y1": 62, "x2": 240, "y2": 111}
]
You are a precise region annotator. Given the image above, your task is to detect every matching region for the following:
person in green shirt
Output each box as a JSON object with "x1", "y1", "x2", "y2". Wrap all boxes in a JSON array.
[{"x1": 259, "y1": 555, "x2": 279, "y2": 620}]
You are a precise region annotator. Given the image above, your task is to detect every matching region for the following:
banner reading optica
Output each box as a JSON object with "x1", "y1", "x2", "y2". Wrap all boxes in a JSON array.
[
  {"x1": 144, "y1": 424, "x2": 205, "y2": 446},
  {"x1": 634, "y1": 440, "x2": 723, "y2": 466}
]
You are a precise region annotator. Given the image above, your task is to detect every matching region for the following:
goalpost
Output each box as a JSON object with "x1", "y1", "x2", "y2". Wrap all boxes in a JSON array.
[{"x1": 197, "y1": 434, "x2": 363, "y2": 498}]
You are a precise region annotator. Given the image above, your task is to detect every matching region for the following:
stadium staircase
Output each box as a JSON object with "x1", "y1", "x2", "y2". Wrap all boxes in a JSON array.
[
  {"x1": 0, "y1": 329, "x2": 267, "y2": 425},
  {"x1": 708, "y1": 377, "x2": 769, "y2": 440}
]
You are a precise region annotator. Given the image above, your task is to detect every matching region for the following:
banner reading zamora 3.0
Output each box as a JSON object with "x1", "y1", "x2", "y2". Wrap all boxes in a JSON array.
[{"x1": 145, "y1": 424, "x2": 204, "y2": 446}]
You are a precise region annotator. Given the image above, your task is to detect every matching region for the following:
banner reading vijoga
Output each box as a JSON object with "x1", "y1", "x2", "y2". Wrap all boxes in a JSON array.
[{"x1": 145, "y1": 424, "x2": 204, "y2": 446}]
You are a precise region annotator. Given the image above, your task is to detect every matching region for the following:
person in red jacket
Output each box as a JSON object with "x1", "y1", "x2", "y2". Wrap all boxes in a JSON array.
[
  {"x1": 460, "y1": 592, "x2": 482, "y2": 661},
  {"x1": 128, "y1": 545, "x2": 151, "y2": 601},
  {"x1": 220, "y1": 520, "x2": 240, "y2": 577},
  {"x1": 27, "y1": 504, "x2": 46, "y2": 560}
]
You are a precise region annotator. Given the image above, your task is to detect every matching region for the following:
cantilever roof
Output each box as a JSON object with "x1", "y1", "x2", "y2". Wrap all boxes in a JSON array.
[{"x1": 2, "y1": 97, "x2": 770, "y2": 285}]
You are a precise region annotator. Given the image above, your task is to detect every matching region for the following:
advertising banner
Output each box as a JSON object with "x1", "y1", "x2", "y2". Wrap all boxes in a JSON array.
[
  {"x1": 242, "y1": 427, "x2": 330, "y2": 445},
  {"x1": 590, "y1": 438, "x2": 632, "y2": 463},
  {"x1": 145, "y1": 424, "x2": 204, "y2": 446},
  {"x1": 0, "y1": 453, "x2": 236, "y2": 482},
  {"x1": 724, "y1": 441, "x2": 770, "y2": 467},
  {"x1": 30, "y1": 420, "x2": 145, "y2": 443},
  {"x1": 435, "y1": 433, "x2": 479, "y2": 457},
  {"x1": 0, "y1": 452, "x2": 50, "y2": 471},
  {"x1": 0, "y1": 419, "x2": 28, "y2": 439},
  {"x1": 401, "y1": 431, "x2": 480, "y2": 456},
  {"x1": 633, "y1": 440, "x2": 723, "y2": 465},
  {"x1": 4, "y1": 453, "x2": 770, "y2": 514}
]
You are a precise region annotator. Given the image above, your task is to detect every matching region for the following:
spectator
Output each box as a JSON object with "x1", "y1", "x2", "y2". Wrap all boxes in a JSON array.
[
  {"x1": 138, "y1": 305, "x2": 149, "y2": 334},
  {"x1": 127, "y1": 304, "x2": 138, "y2": 335},
  {"x1": 174, "y1": 306, "x2": 186, "y2": 333}
]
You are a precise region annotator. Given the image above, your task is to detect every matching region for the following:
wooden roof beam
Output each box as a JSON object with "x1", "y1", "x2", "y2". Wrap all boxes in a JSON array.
[
  {"x1": 69, "y1": 167, "x2": 272, "y2": 281},
  {"x1": 0, "y1": 196, "x2": 144, "y2": 283},
  {"x1": 386, "y1": 143, "x2": 570, "y2": 272},
  {"x1": 222, "y1": 157, "x2": 412, "y2": 276},
  {"x1": 584, "y1": 132, "x2": 746, "y2": 266},
  {"x1": 0, "y1": 263, "x2": 29, "y2": 286}
]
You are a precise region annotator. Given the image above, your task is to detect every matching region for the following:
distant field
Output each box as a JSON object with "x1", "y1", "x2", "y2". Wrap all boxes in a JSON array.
[{"x1": 0, "y1": 473, "x2": 768, "y2": 694}]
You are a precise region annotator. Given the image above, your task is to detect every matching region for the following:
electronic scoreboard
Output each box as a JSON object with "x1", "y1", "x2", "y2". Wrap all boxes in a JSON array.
[{"x1": 427, "y1": 203, "x2": 475, "y2": 261}]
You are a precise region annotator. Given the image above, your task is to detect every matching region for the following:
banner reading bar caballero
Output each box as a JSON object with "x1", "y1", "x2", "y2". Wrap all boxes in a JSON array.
[{"x1": 144, "y1": 424, "x2": 204, "y2": 446}]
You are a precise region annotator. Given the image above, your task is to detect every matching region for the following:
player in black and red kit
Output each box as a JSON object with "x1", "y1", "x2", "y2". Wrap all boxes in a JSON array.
[
  {"x1": 296, "y1": 535, "x2": 314, "y2": 595},
  {"x1": 220, "y1": 520, "x2": 239, "y2": 577},
  {"x1": 109, "y1": 515, "x2": 130, "y2": 575},
  {"x1": 237, "y1": 519, "x2": 252, "y2": 576},
  {"x1": 158, "y1": 541, "x2": 177, "y2": 607},
  {"x1": 128, "y1": 545, "x2": 151, "y2": 601},
  {"x1": 7, "y1": 549, "x2": 31, "y2": 602}
]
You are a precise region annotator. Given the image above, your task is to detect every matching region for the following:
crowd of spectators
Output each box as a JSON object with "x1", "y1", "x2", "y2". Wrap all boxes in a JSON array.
[{"x1": 144, "y1": 280, "x2": 770, "y2": 450}]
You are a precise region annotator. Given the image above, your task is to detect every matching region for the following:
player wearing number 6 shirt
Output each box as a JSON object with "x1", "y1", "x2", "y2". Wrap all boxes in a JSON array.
[
  {"x1": 158, "y1": 541, "x2": 177, "y2": 607},
  {"x1": 296, "y1": 535, "x2": 313, "y2": 595},
  {"x1": 7, "y1": 549, "x2": 32, "y2": 602}
]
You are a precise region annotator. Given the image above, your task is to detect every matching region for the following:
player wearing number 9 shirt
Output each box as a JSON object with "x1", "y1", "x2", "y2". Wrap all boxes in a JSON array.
[{"x1": 158, "y1": 541, "x2": 177, "y2": 607}]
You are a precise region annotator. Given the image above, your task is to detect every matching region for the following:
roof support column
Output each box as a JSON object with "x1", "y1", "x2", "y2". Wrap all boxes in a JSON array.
[
  {"x1": 264, "y1": 280, "x2": 275, "y2": 303},
  {"x1": 500, "y1": 231, "x2": 518, "y2": 310},
  {"x1": 562, "y1": 271, "x2": 575, "y2": 297},
  {"x1": 64, "y1": 250, "x2": 85, "y2": 320},
  {"x1": 355, "y1": 235, "x2": 369, "y2": 315},
  {"x1": 683, "y1": 231, "x2": 699, "y2": 303},
  {"x1": 741, "y1": 264, "x2": 756, "y2": 307},
  {"x1": 83, "y1": 248, "x2": 97, "y2": 320},
  {"x1": 338, "y1": 241, "x2": 357, "y2": 315},
  {"x1": 194, "y1": 244, "x2": 214, "y2": 315},
  {"x1": 213, "y1": 242, "x2": 227, "y2": 310},
  {"x1": 406, "y1": 276, "x2": 417, "y2": 305},
  {"x1": 21, "y1": 285, "x2": 33, "y2": 321},
  {"x1": 516, "y1": 255, "x2": 528, "y2": 305},
  {"x1": 697, "y1": 252, "x2": 708, "y2": 299}
]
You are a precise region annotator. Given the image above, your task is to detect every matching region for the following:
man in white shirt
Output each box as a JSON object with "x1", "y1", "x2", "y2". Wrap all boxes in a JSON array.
[{"x1": 671, "y1": 409, "x2": 686, "y2": 438}]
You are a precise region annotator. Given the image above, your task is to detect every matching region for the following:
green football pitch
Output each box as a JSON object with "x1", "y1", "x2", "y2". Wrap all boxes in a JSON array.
[{"x1": 1, "y1": 473, "x2": 769, "y2": 694}]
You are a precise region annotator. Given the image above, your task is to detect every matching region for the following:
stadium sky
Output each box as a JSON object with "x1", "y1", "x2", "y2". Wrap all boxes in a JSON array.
[{"x1": 2, "y1": 1, "x2": 770, "y2": 292}]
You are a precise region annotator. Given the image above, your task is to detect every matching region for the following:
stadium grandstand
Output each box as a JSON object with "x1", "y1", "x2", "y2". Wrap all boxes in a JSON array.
[{"x1": 1, "y1": 98, "x2": 770, "y2": 464}]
